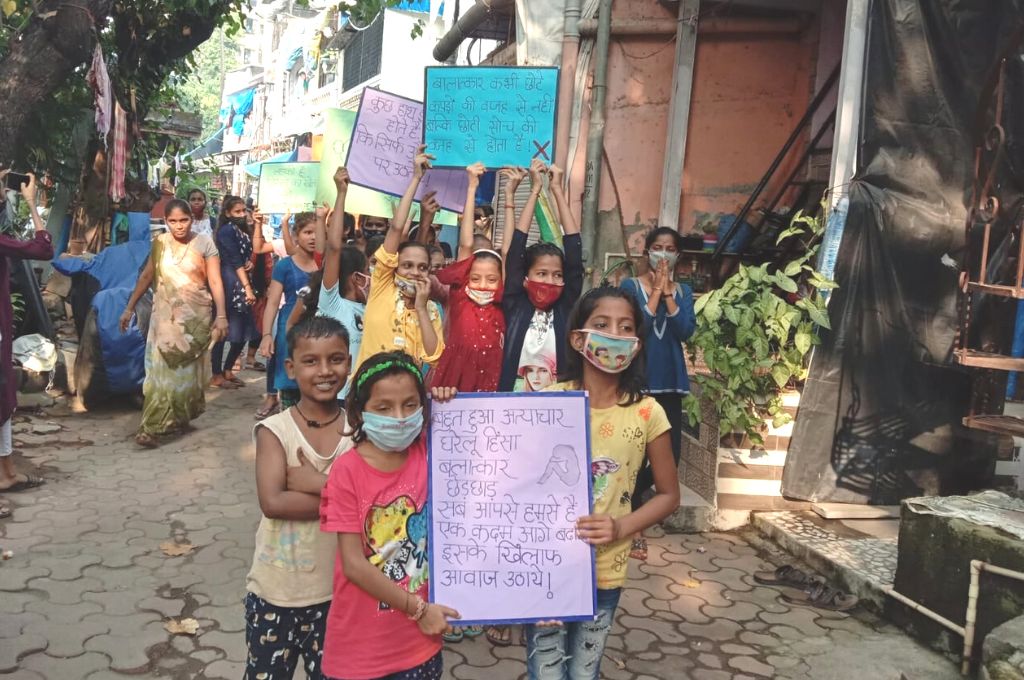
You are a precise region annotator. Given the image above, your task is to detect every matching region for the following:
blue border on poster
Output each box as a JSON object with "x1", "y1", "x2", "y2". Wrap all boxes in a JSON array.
[
  {"x1": 426, "y1": 390, "x2": 597, "y2": 626},
  {"x1": 422, "y1": 66, "x2": 561, "y2": 169}
]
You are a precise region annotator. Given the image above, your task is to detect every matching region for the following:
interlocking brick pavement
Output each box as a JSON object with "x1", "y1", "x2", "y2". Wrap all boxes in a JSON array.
[{"x1": 0, "y1": 377, "x2": 960, "y2": 679}]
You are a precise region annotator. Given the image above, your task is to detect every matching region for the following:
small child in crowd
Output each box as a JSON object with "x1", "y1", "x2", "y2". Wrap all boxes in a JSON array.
[
  {"x1": 354, "y1": 148, "x2": 446, "y2": 375},
  {"x1": 428, "y1": 162, "x2": 505, "y2": 393},
  {"x1": 319, "y1": 351, "x2": 460, "y2": 680},
  {"x1": 529, "y1": 286, "x2": 680, "y2": 679},
  {"x1": 245, "y1": 316, "x2": 354, "y2": 679},
  {"x1": 259, "y1": 213, "x2": 321, "y2": 409},
  {"x1": 499, "y1": 160, "x2": 583, "y2": 392}
]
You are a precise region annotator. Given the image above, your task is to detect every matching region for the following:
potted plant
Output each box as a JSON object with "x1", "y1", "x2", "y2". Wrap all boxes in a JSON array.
[{"x1": 684, "y1": 210, "x2": 836, "y2": 445}]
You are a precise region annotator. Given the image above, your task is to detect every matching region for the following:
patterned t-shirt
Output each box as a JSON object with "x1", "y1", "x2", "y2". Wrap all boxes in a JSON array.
[
  {"x1": 546, "y1": 382, "x2": 671, "y2": 589},
  {"x1": 319, "y1": 438, "x2": 439, "y2": 679}
]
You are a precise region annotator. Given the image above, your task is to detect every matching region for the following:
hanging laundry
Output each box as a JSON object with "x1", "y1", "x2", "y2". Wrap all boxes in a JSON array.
[
  {"x1": 86, "y1": 44, "x2": 112, "y2": 145},
  {"x1": 109, "y1": 102, "x2": 128, "y2": 202}
]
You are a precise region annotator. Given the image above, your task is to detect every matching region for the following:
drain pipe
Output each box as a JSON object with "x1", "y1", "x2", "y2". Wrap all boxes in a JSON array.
[
  {"x1": 580, "y1": 0, "x2": 613, "y2": 279},
  {"x1": 882, "y1": 559, "x2": 1024, "y2": 676},
  {"x1": 962, "y1": 560, "x2": 1024, "y2": 675},
  {"x1": 554, "y1": 0, "x2": 581, "y2": 173}
]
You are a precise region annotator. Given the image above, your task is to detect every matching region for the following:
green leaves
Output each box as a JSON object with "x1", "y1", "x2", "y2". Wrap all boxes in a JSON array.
[{"x1": 687, "y1": 207, "x2": 836, "y2": 444}]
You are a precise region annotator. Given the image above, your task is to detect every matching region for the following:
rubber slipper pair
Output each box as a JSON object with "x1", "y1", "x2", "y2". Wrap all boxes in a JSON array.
[
  {"x1": 754, "y1": 565, "x2": 858, "y2": 612},
  {"x1": 254, "y1": 402, "x2": 279, "y2": 420},
  {"x1": 485, "y1": 625, "x2": 513, "y2": 647},
  {"x1": 442, "y1": 626, "x2": 483, "y2": 644}
]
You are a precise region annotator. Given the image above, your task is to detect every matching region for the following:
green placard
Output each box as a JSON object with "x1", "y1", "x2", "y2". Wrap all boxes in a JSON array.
[{"x1": 258, "y1": 162, "x2": 320, "y2": 213}]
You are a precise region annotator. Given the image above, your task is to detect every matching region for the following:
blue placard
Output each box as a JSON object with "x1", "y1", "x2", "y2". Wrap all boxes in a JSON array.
[{"x1": 423, "y1": 66, "x2": 560, "y2": 169}]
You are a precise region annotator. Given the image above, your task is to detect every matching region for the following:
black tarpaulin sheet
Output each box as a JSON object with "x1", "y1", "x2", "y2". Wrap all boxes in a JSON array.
[{"x1": 781, "y1": 0, "x2": 1024, "y2": 503}]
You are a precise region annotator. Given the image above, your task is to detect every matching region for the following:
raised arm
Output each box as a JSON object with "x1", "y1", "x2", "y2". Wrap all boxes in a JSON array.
[
  {"x1": 458, "y1": 164, "x2": 485, "y2": 261},
  {"x1": 323, "y1": 167, "x2": 350, "y2": 290},
  {"x1": 279, "y1": 211, "x2": 296, "y2": 256},
  {"x1": 251, "y1": 209, "x2": 276, "y2": 255},
  {"x1": 498, "y1": 166, "x2": 525, "y2": 266},
  {"x1": 417, "y1": 191, "x2": 439, "y2": 245},
  {"x1": 518, "y1": 159, "x2": 546, "y2": 236},
  {"x1": 385, "y1": 145, "x2": 433, "y2": 255},
  {"x1": 314, "y1": 203, "x2": 328, "y2": 255},
  {"x1": 548, "y1": 165, "x2": 578, "y2": 236}
]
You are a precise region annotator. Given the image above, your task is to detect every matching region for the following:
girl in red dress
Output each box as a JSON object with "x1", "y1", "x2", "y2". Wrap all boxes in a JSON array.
[{"x1": 428, "y1": 163, "x2": 505, "y2": 393}]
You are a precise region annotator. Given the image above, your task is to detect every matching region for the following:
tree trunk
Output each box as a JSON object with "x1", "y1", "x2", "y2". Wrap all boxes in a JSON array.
[{"x1": 0, "y1": 0, "x2": 113, "y2": 160}]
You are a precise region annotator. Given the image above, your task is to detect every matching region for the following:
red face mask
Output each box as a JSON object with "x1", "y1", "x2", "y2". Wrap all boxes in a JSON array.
[{"x1": 525, "y1": 279, "x2": 563, "y2": 311}]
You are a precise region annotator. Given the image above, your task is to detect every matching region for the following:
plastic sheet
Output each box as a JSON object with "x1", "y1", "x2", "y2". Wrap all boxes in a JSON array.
[{"x1": 781, "y1": 0, "x2": 1024, "y2": 503}]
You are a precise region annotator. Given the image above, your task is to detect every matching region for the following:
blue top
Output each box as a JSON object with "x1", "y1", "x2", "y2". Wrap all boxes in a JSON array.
[
  {"x1": 316, "y1": 281, "x2": 366, "y2": 398},
  {"x1": 271, "y1": 257, "x2": 313, "y2": 391},
  {"x1": 620, "y1": 277, "x2": 696, "y2": 394}
]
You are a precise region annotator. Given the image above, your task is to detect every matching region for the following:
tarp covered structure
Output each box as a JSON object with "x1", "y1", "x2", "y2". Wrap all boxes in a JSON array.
[{"x1": 782, "y1": 0, "x2": 1024, "y2": 503}]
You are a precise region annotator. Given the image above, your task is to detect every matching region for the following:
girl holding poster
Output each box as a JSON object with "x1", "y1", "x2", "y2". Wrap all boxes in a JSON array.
[
  {"x1": 319, "y1": 351, "x2": 461, "y2": 680},
  {"x1": 534, "y1": 287, "x2": 680, "y2": 680},
  {"x1": 353, "y1": 148, "x2": 445, "y2": 375},
  {"x1": 428, "y1": 162, "x2": 505, "y2": 393}
]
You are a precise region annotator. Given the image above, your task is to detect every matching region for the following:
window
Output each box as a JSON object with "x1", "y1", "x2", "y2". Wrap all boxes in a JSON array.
[{"x1": 342, "y1": 15, "x2": 383, "y2": 92}]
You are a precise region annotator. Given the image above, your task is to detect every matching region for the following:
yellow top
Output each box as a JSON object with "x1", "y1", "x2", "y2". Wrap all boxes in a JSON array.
[
  {"x1": 354, "y1": 247, "x2": 445, "y2": 374},
  {"x1": 546, "y1": 382, "x2": 671, "y2": 589}
]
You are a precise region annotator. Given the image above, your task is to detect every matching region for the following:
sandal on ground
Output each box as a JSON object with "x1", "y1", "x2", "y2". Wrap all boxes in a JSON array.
[
  {"x1": 228, "y1": 376, "x2": 245, "y2": 386},
  {"x1": 754, "y1": 565, "x2": 820, "y2": 589},
  {"x1": 0, "y1": 474, "x2": 45, "y2": 493},
  {"x1": 630, "y1": 537, "x2": 648, "y2": 561},
  {"x1": 485, "y1": 625, "x2": 512, "y2": 647},
  {"x1": 442, "y1": 628, "x2": 465, "y2": 643},
  {"x1": 135, "y1": 433, "x2": 158, "y2": 449},
  {"x1": 0, "y1": 505, "x2": 11, "y2": 519},
  {"x1": 212, "y1": 378, "x2": 240, "y2": 389},
  {"x1": 254, "y1": 401, "x2": 279, "y2": 420},
  {"x1": 782, "y1": 582, "x2": 859, "y2": 612},
  {"x1": 463, "y1": 625, "x2": 484, "y2": 638},
  {"x1": 250, "y1": 361, "x2": 266, "y2": 372}
]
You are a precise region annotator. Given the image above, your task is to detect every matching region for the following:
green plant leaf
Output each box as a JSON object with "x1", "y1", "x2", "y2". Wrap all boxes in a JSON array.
[
  {"x1": 794, "y1": 330, "x2": 812, "y2": 354},
  {"x1": 807, "y1": 305, "x2": 831, "y2": 329},
  {"x1": 771, "y1": 364, "x2": 791, "y2": 389},
  {"x1": 774, "y1": 274, "x2": 798, "y2": 293},
  {"x1": 784, "y1": 260, "x2": 803, "y2": 277}
]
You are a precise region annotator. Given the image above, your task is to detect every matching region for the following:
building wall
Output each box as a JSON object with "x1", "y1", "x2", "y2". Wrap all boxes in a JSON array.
[{"x1": 564, "y1": 1, "x2": 833, "y2": 269}]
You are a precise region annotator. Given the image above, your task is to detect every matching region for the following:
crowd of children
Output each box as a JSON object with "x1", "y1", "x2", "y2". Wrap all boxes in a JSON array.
[{"x1": 126, "y1": 148, "x2": 696, "y2": 679}]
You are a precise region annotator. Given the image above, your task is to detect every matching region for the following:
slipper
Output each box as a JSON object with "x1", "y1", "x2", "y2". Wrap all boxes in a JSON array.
[
  {"x1": 485, "y1": 625, "x2": 512, "y2": 647},
  {"x1": 250, "y1": 361, "x2": 266, "y2": 372},
  {"x1": 630, "y1": 537, "x2": 648, "y2": 561},
  {"x1": 254, "y1": 403, "x2": 278, "y2": 420},
  {"x1": 442, "y1": 628, "x2": 464, "y2": 643},
  {"x1": 782, "y1": 582, "x2": 858, "y2": 612},
  {"x1": 213, "y1": 380, "x2": 240, "y2": 390},
  {"x1": 135, "y1": 433, "x2": 158, "y2": 449},
  {"x1": 0, "y1": 505, "x2": 11, "y2": 519},
  {"x1": 228, "y1": 376, "x2": 245, "y2": 386},
  {"x1": 463, "y1": 625, "x2": 484, "y2": 638},
  {"x1": 754, "y1": 565, "x2": 820, "y2": 589},
  {"x1": 0, "y1": 474, "x2": 44, "y2": 493}
]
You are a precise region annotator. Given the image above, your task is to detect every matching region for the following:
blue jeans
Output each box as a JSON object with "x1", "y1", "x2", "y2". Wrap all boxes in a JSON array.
[{"x1": 525, "y1": 588, "x2": 621, "y2": 680}]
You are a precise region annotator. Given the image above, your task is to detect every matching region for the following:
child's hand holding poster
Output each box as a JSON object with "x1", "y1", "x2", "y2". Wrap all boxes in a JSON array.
[{"x1": 428, "y1": 392, "x2": 596, "y2": 624}]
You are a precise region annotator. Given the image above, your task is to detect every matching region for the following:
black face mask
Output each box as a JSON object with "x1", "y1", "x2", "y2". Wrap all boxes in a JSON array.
[{"x1": 228, "y1": 215, "x2": 248, "y2": 228}]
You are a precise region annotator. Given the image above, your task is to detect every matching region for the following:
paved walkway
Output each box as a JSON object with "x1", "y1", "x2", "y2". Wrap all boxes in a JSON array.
[{"x1": 1, "y1": 376, "x2": 960, "y2": 679}]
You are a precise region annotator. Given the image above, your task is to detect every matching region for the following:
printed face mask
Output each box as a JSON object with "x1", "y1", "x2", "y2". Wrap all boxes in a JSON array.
[
  {"x1": 395, "y1": 275, "x2": 418, "y2": 298},
  {"x1": 466, "y1": 287, "x2": 496, "y2": 306},
  {"x1": 353, "y1": 272, "x2": 371, "y2": 296},
  {"x1": 648, "y1": 249, "x2": 679, "y2": 271},
  {"x1": 361, "y1": 407, "x2": 424, "y2": 452},
  {"x1": 524, "y1": 279, "x2": 563, "y2": 311},
  {"x1": 577, "y1": 329, "x2": 640, "y2": 374}
]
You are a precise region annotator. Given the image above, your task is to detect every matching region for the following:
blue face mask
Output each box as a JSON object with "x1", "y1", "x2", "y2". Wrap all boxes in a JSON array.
[{"x1": 361, "y1": 407, "x2": 424, "y2": 452}]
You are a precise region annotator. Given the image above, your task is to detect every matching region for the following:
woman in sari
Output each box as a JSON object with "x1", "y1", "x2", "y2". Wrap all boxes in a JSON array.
[{"x1": 120, "y1": 199, "x2": 228, "y2": 447}]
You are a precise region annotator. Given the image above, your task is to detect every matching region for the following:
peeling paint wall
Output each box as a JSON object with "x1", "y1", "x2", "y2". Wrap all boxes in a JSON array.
[{"x1": 565, "y1": 1, "x2": 843, "y2": 272}]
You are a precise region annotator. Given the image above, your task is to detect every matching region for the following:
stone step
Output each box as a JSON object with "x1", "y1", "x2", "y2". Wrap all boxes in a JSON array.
[{"x1": 752, "y1": 510, "x2": 897, "y2": 612}]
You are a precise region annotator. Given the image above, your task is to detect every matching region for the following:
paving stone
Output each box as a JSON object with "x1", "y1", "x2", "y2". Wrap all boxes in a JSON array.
[
  {"x1": 18, "y1": 651, "x2": 111, "y2": 678},
  {"x1": 0, "y1": 633, "x2": 48, "y2": 673},
  {"x1": 728, "y1": 655, "x2": 776, "y2": 677},
  {"x1": 32, "y1": 552, "x2": 104, "y2": 582},
  {"x1": 0, "y1": 565, "x2": 50, "y2": 590},
  {"x1": 84, "y1": 620, "x2": 168, "y2": 673},
  {"x1": 697, "y1": 652, "x2": 723, "y2": 669},
  {"x1": 202, "y1": 658, "x2": 247, "y2": 680},
  {"x1": 195, "y1": 630, "x2": 246, "y2": 663},
  {"x1": 193, "y1": 603, "x2": 245, "y2": 634},
  {"x1": 23, "y1": 618, "x2": 109, "y2": 658}
]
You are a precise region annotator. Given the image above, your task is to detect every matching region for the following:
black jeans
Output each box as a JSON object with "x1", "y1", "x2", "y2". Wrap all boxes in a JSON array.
[
  {"x1": 211, "y1": 341, "x2": 245, "y2": 376},
  {"x1": 631, "y1": 392, "x2": 684, "y2": 511}
]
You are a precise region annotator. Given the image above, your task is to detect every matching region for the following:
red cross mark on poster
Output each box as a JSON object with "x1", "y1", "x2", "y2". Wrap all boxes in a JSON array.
[{"x1": 532, "y1": 140, "x2": 551, "y2": 160}]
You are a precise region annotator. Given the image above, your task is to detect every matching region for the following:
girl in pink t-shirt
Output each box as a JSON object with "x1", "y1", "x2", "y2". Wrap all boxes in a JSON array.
[{"x1": 320, "y1": 351, "x2": 460, "y2": 680}]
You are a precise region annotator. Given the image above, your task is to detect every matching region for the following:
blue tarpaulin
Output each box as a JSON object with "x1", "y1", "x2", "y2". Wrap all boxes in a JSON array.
[
  {"x1": 222, "y1": 87, "x2": 256, "y2": 135},
  {"x1": 93, "y1": 287, "x2": 146, "y2": 394}
]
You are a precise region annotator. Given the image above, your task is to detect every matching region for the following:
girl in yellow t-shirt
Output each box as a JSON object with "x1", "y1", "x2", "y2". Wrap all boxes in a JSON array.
[{"x1": 534, "y1": 286, "x2": 680, "y2": 680}]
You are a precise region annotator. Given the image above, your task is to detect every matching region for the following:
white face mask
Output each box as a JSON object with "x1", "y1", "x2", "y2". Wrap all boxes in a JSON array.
[
  {"x1": 648, "y1": 250, "x2": 679, "y2": 271},
  {"x1": 466, "y1": 287, "x2": 496, "y2": 306}
]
